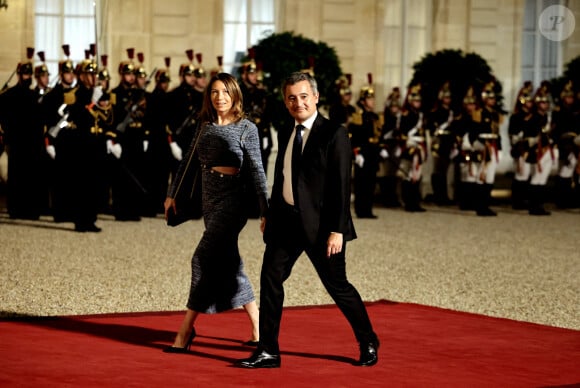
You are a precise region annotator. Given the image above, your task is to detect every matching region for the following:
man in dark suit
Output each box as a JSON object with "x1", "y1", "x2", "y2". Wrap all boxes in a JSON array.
[{"x1": 237, "y1": 72, "x2": 379, "y2": 368}]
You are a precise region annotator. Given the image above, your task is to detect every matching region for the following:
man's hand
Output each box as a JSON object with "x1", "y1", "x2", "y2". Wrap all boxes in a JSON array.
[{"x1": 326, "y1": 232, "x2": 343, "y2": 258}]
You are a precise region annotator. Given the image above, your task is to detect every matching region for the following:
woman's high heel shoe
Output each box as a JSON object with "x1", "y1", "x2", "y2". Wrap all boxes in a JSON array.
[{"x1": 163, "y1": 328, "x2": 196, "y2": 353}]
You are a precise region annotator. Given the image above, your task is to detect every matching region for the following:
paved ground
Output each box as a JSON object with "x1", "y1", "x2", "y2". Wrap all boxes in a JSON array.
[{"x1": 1, "y1": 201, "x2": 578, "y2": 331}]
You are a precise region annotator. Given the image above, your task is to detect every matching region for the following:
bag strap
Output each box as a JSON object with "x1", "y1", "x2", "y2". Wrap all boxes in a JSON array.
[{"x1": 172, "y1": 123, "x2": 204, "y2": 198}]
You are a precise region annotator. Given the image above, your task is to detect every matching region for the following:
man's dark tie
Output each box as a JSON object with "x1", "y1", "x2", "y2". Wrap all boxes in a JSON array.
[{"x1": 292, "y1": 124, "x2": 304, "y2": 204}]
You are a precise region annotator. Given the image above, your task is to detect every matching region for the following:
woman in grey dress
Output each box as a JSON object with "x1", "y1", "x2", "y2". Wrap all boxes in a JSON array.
[{"x1": 163, "y1": 73, "x2": 269, "y2": 353}]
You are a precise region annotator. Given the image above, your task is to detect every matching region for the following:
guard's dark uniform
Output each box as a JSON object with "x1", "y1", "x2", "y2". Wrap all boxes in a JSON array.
[
  {"x1": 239, "y1": 58, "x2": 273, "y2": 218},
  {"x1": 552, "y1": 80, "x2": 580, "y2": 209},
  {"x1": 526, "y1": 82, "x2": 554, "y2": 216},
  {"x1": 167, "y1": 52, "x2": 203, "y2": 157},
  {"x1": 469, "y1": 81, "x2": 503, "y2": 216},
  {"x1": 426, "y1": 82, "x2": 456, "y2": 205},
  {"x1": 41, "y1": 45, "x2": 78, "y2": 221},
  {"x1": 110, "y1": 49, "x2": 147, "y2": 221},
  {"x1": 33, "y1": 52, "x2": 53, "y2": 215},
  {"x1": 0, "y1": 49, "x2": 45, "y2": 220},
  {"x1": 378, "y1": 87, "x2": 403, "y2": 207},
  {"x1": 142, "y1": 63, "x2": 173, "y2": 216},
  {"x1": 65, "y1": 59, "x2": 112, "y2": 232},
  {"x1": 454, "y1": 86, "x2": 484, "y2": 211},
  {"x1": 507, "y1": 81, "x2": 535, "y2": 210},
  {"x1": 165, "y1": 50, "x2": 204, "y2": 219},
  {"x1": 349, "y1": 80, "x2": 382, "y2": 218},
  {"x1": 328, "y1": 74, "x2": 356, "y2": 128},
  {"x1": 398, "y1": 84, "x2": 426, "y2": 212}
]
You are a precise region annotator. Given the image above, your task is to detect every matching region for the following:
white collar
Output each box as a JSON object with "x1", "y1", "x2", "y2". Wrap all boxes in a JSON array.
[{"x1": 294, "y1": 111, "x2": 318, "y2": 131}]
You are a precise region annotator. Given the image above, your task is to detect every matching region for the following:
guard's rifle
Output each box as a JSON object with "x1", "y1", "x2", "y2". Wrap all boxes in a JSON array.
[
  {"x1": 145, "y1": 67, "x2": 157, "y2": 88},
  {"x1": 116, "y1": 90, "x2": 145, "y2": 133},
  {"x1": 48, "y1": 104, "x2": 70, "y2": 138},
  {"x1": 2, "y1": 69, "x2": 16, "y2": 91},
  {"x1": 116, "y1": 103, "x2": 138, "y2": 134},
  {"x1": 175, "y1": 109, "x2": 197, "y2": 137},
  {"x1": 434, "y1": 109, "x2": 454, "y2": 136},
  {"x1": 49, "y1": 74, "x2": 60, "y2": 89}
]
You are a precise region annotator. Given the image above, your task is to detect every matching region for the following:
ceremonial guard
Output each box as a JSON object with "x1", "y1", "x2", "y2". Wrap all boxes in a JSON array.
[
  {"x1": 239, "y1": 53, "x2": 272, "y2": 218},
  {"x1": 33, "y1": 51, "x2": 51, "y2": 104},
  {"x1": 192, "y1": 53, "x2": 207, "y2": 104},
  {"x1": 62, "y1": 57, "x2": 113, "y2": 231},
  {"x1": 470, "y1": 81, "x2": 503, "y2": 216},
  {"x1": 451, "y1": 86, "x2": 480, "y2": 210},
  {"x1": 426, "y1": 81, "x2": 456, "y2": 205},
  {"x1": 348, "y1": 74, "x2": 382, "y2": 218},
  {"x1": 378, "y1": 87, "x2": 403, "y2": 207},
  {"x1": 167, "y1": 50, "x2": 202, "y2": 164},
  {"x1": 507, "y1": 81, "x2": 535, "y2": 210},
  {"x1": 328, "y1": 74, "x2": 355, "y2": 128},
  {"x1": 33, "y1": 51, "x2": 52, "y2": 214},
  {"x1": 133, "y1": 51, "x2": 158, "y2": 217},
  {"x1": 166, "y1": 50, "x2": 204, "y2": 218},
  {"x1": 527, "y1": 82, "x2": 555, "y2": 215},
  {"x1": 398, "y1": 83, "x2": 427, "y2": 212},
  {"x1": 110, "y1": 48, "x2": 147, "y2": 221},
  {"x1": 552, "y1": 81, "x2": 580, "y2": 209},
  {"x1": 240, "y1": 51, "x2": 272, "y2": 176},
  {"x1": 42, "y1": 44, "x2": 78, "y2": 221},
  {"x1": 141, "y1": 57, "x2": 173, "y2": 216},
  {"x1": 135, "y1": 52, "x2": 154, "y2": 92},
  {"x1": 98, "y1": 54, "x2": 111, "y2": 92},
  {"x1": 0, "y1": 48, "x2": 45, "y2": 220}
]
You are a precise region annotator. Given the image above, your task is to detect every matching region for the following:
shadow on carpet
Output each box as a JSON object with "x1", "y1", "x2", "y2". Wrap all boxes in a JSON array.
[{"x1": 1, "y1": 300, "x2": 579, "y2": 387}]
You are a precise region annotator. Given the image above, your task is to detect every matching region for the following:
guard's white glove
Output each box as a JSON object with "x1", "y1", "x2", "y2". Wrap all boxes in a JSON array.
[
  {"x1": 91, "y1": 86, "x2": 103, "y2": 104},
  {"x1": 46, "y1": 145, "x2": 56, "y2": 160},
  {"x1": 449, "y1": 148, "x2": 459, "y2": 160},
  {"x1": 379, "y1": 149, "x2": 389, "y2": 159},
  {"x1": 170, "y1": 141, "x2": 182, "y2": 161},
  {"x1": 107, "y1": 139, "x2": 122, "y2": 159},
  {"x1": 262, "y1": 137, "x2": 269, "y2": 150},
  {"x1": 355, "y1": 154, "x2": 365, "y2": 168},
  {"x1": 143, "y1": 140, "x2": 149, "y2": 152}
]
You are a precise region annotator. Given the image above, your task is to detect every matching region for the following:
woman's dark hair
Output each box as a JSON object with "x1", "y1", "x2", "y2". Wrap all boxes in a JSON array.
[{"x1": 199, "y1": 72, "x2": 245, "y2": 124}]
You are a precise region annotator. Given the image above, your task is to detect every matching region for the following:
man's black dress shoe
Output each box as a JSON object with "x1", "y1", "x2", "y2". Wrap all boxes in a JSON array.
[
  {"x1": 355, "y1": 340, "x2": 379, "y2": 366},
  {"x1": 237, "y1": 350, "x2": 281, "y2": 368}
]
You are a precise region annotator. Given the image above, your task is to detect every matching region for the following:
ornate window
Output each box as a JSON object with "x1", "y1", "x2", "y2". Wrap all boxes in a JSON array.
[
  {"x1": 521, "y1": 0, "x2": 562, "y2": 85},
  {"x1": 223, "y1": 0, "x2": 276, "y2": 73},
  {"x1": 35, "y1": 0, "x2": 97, "y2": 82}
]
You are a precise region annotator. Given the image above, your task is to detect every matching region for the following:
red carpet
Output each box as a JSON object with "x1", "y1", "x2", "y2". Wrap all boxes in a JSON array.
[{"x1": 1, "y1": 300, "x2": 578, "y2": 387}]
